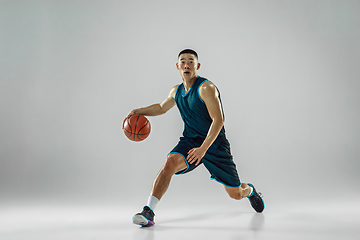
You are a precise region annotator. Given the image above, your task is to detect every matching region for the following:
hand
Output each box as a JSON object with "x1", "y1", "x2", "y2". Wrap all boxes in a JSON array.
[
  {"x1": 122, "y1": 109, "x2": 138, "y2": 129},
  {"x1": 186, "y1": 147, "x2": 207, "y2": 166}
]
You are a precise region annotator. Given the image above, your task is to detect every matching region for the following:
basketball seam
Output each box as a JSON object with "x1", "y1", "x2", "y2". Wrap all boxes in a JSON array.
[
  {"x1": 134, "y1": 115, "x2": 140, "y2": 141},
  {"x1": 137, "y1": 120, "x2": 149, "y2": 133},
  {"x1": 126, "y1": 117, "x2": 133, "y2": 138},
  {"x1": 137, "y1": 119, "x2": 149, "y2": 141},
  {"x1": 131, "y1": 132, "x2": 150, "y2": 135},
  {"x1": 124, "y1": 129, "x2": 149, "y2": 135},
  {"x1": 124, "y1": 115, "x2": 150, "y2": 142}
]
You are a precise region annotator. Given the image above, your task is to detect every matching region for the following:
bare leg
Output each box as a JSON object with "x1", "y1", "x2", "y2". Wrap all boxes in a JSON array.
[
  {"x1": 224, "y1": 183, "x2": 251, "y2": 200},
  {"x1": 132, "y1": 154, "x2": 187, "y2": 226},
  {"x1": 150, "y1": 153, "x2": 187, "y2": 200}
]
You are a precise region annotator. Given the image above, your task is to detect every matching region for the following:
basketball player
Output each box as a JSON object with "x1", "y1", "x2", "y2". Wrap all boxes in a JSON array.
[{"x1": 125, "y1": 49, "x2": 265, "y2": 226}]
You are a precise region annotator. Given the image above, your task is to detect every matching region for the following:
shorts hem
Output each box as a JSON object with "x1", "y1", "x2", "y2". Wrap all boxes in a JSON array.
[
  {"x1": 210, "y1": 177, "x2": 241, "y2": 188},
  {"x1": 167, "y1": 152, "x2": 189, "y2": 175}
]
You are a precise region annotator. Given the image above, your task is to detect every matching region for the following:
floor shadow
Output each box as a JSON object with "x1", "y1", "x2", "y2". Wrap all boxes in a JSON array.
[
  {"x1": 250, "y1": 213, "x2": 265, "y2": 231},
  {"x1": 149, "y1": 211, "x2": 265, "y2": 233},
  {"x1": 159, "y1": 211, "x2": 219, "y2": 224}
]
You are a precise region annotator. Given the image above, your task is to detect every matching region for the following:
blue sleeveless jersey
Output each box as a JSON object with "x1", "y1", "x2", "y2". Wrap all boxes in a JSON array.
[{"x1": 174, "y1": 76, "x2": 226, "y2": 140}]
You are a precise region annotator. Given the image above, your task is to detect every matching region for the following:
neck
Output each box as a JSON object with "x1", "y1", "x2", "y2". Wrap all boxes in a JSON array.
[{"x1": 183, "y1": 75, "x2": 198, "y2": 92}]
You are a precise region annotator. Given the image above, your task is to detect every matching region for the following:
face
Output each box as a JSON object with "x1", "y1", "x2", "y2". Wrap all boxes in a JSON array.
[{"x1": 176, "y1": 53, "x2": 201, "y2": 81}]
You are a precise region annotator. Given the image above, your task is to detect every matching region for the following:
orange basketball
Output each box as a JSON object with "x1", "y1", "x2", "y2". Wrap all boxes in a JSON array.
[{"x1": 123, "y1": 114, "x2": 151, "y2": 142}]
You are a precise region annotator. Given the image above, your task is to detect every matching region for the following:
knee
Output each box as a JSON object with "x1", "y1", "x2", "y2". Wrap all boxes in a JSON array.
[{"x1": 163, "y1": 154, "x2": 184, "y2": 173}]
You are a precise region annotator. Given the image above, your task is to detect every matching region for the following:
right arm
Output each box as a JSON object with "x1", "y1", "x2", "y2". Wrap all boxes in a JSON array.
[{"x1": 126, "y1": 85, "x2": 178, "y2": 117}]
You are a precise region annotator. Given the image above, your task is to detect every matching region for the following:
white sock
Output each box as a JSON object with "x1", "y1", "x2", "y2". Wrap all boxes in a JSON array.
[
  {"x1": 248, "y1": 186, "x2": 254, "y2": 197},
  {"x1": 147, "y1": 196, "x2": 159, "y2": 211}
]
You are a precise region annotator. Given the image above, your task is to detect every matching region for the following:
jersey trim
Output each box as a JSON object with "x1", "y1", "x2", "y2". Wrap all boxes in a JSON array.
[
  {"x1": 174, "y1": 84, "x2": 181, "y2": 100},
  {"x1": 211, "y1": 177, "x2": 241, "y2": 188},
  {"x1": 197, "y1": 79, "x2": 209, "y2": 103},
  {"x1": 167, "y1": 152, "x2": 189, "y2": 175},
  {"x1": 182, "y1": 87, "x2": 192, "y2": 97}
]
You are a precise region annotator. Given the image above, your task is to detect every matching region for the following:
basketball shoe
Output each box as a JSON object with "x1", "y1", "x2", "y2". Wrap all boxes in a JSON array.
[
  {"x1": 247, "y1": 183, "x2": 265, "y2": 213},
  {"x1": 132, "y1": 206, "x2": 155, "y2": 226}
]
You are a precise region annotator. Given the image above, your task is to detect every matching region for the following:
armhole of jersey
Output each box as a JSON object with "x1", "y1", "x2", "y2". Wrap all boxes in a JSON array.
[
  {"x1": 198, "y1": 80, "x2": 225, "y2": 121},
  {"x1": 174, "y1": 84, "x2": 181, "y2": 100},
  {"x1": 198, "y1": 79, "x2": 209, "y2": 103}
]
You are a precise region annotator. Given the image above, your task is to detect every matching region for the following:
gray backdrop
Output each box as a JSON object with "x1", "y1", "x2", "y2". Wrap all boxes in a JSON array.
[{"x1": 1, "y1": 0, "x2": 359, "y2": 207}]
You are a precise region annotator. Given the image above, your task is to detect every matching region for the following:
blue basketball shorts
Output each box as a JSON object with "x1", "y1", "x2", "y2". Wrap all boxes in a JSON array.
[{"x1": 168, "y1": 136, "x2": 241, "y2": 188}]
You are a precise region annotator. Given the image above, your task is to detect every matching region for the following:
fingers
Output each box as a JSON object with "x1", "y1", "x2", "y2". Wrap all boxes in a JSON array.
[
  {"x1": 187, "y1": 157, "x2": 200, "y2": 166},
  {"x1": 186, "y1": 149, "x2": 202, "y2": 166},
  {"x1": 122, "y1": 114, "x2": 132, "y2": 129},
  {"x1": 122, "y1": 116, "x2": 128, "y2": 129},
  {"x1": 186, "y1": 150, "x2": 195, "y2": 163},
  {"x1": 122, "y1": 110, "x2": 137, "y2": 129}
]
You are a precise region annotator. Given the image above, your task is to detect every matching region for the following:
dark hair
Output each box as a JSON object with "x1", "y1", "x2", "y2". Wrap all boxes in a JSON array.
[{"x1": 178, "y1": 49, "x2": 198, "y2": 60}]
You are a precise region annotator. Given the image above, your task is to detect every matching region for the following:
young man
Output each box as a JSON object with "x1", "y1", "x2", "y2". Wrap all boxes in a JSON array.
[{"x1": 126, "y1": 49, "x2": 264, "y2": 226}]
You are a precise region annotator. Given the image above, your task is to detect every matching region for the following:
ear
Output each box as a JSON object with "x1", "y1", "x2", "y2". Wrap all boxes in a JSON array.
[
  {"x1": 176, "y1": 62, "x2": 181, "y2": 70},
  {"x1": 197, "y1": 63, "x2": 201, "y2": 70}
]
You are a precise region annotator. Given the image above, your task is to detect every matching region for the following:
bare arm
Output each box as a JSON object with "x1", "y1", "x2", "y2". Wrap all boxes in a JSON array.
[
  {"x1": 187, "y1": 81, "x2": 224, "y2": 165},
  {"x1": 126, "y1": 85, "x2": 178, "y2": 117}
]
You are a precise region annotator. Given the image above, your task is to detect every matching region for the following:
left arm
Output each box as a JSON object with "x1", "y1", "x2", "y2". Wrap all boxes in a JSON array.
[{"x1": 187, "y1": 81, "x2": 224, "y2": 165}]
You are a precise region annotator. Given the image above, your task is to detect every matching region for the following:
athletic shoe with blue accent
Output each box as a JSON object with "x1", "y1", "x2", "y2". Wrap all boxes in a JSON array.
[
  {"x1": 247, "y1": 183, "x2": 265, "y2": 213},
  {"x1": 132, "y1": 206, "x2": 155, "y2": 226}
]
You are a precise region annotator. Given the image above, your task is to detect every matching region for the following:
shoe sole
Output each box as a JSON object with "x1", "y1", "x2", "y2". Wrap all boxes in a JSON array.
[
  {"x1": 248, "y1": 183, "x2": 265, "y2": 213},
  {"x1": 253, "y1": 198, "x2": 265, "y2": 213},
  {"x1": 132, "y1": 215, "x2": 155, "y2": 226}
]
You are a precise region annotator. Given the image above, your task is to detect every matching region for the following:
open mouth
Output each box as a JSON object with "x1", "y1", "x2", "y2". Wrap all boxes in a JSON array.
[{"x1": 184, "y1": 71, "x2": 190, "y2": 75}]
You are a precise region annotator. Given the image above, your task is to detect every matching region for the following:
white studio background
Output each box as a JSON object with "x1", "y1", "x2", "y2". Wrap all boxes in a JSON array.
[{"x1": 1, "y1": 0, "x2": 359, "y2": 208}]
